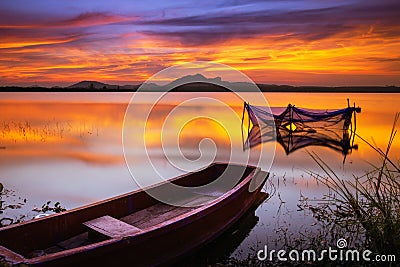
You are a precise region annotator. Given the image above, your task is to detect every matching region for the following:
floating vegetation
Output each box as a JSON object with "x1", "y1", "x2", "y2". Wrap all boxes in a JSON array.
[
  {"x1": 33, "y1": 201, "x2": 66, "y2": 214},
  {"x1": 0, "y1": 182, "x2": 27, "y2": 227},
  {"x1": 1, "y1": 183, "x2": 67, "y2": 227}
]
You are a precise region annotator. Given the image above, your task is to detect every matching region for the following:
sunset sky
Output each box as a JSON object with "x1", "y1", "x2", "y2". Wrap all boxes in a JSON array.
[{"x1": 0, "y1": 0, "x2": 399, "y2": 87}]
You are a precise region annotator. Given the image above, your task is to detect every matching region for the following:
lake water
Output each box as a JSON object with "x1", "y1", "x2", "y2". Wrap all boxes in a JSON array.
[{"x1": 1, "y1": 92, "x2": 399, "y2": 261}]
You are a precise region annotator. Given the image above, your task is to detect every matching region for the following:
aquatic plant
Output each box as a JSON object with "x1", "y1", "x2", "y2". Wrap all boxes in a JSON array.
[
  {"x1": 0, "y1": 119, "x2": 98, "y2": 143},
  {"x1": 218, "y1": 114, "x2": 399, "y2": 266},
  {"x1": 0, "y1": 183, "x2": 67, "y2": 227},
  {"x1": 33, "y1": 201, "x2": 67, "y2": 213},
  {"x1": 304, "y1": 113, "x2": 400, "y2": 258},
  {"x1": 0, "y1": 183, "x2": 27, "y2": 227}
]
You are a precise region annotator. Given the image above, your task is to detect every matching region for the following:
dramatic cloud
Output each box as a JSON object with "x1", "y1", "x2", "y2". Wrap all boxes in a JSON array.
[
  {"x1": 0, "y1": 0, "x2": 399, "y2": 86},
  {"x1": 54, "y1": 12, "x2": 133, "y2": 28},
  {"x1": 138, "y1": 1, "x2": 400, "y2": 45}
]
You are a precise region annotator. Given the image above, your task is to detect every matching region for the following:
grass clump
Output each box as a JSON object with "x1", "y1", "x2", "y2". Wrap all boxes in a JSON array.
[{"x1": 305, "y1": 113, "x2": 400, "y2": 259}]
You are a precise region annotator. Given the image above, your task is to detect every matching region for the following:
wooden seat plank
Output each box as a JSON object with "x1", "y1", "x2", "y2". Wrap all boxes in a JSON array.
[
  {"x1": 121, "y1": 195, "x2": 215, "y2": 229},
  {"x1": 121, "y1": 204, "x2": 193, "y2": 229},
  {"x1": 83, "y1": 215, "x2": 141, "y2": 238}
]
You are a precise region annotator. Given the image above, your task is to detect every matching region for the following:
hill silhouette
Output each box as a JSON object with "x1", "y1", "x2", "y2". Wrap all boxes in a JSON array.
[
  {"x1": 166, "y1": 74, "x2": 222, "y2": 88},
  {"x1": 0, "y1": 74, "x2": 399, "y2": 92},
  {"x1": 68, "y1": 81, "x2": 115, "y2": 90}
]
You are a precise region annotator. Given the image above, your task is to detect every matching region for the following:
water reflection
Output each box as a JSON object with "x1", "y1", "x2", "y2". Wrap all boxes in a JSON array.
[
  {"x1": 0, "y1": 102, "x2": 126, "y2": 164},
  {"x1": 243, "y1": 102, "x2": 361, "y2": 161},
  {"x1": 177, "y1": 192, "x2": 268, "y2": 266},
  {"x1": 0, "y1": 92, "x2": 399, "y2": 262},
  {"x1": 1, "y1": 93, "x2": 400, "y2": 205}
]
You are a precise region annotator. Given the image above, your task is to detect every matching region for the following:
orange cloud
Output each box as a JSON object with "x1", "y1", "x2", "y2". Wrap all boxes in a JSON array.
[{"x1": 0, "y1": 2, "x2": 399, "y2": 86}]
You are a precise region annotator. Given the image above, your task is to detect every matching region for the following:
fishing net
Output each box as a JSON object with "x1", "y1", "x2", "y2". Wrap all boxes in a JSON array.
[{"x1": 242, "y1": 102, "x2": 361, "y2": 157}]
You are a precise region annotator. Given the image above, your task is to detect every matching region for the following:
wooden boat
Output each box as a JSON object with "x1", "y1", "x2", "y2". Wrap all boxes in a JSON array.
[
  {"x1": 0, "y1": 163, "x2": 268, "y2": 266},
  {"x1": 179, "y1": 191, "x2": 268, "y2": 266}
]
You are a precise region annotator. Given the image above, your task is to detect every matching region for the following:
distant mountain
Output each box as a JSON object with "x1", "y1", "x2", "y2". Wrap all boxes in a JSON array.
[
  {"x1": 67, "y1": 81, "x2": 140, "y2": 90},
  {"x1": 68, "y1": 81, "x2": 118, "y2": 90},
  {"x1": 66, "y1": 74, "x2": 237, "y2": 92},
  {"x1": 166, "y1": 73, "x2": 222, "y2": 88},
  {"x1": 158, "y1": 73, "x2": 262, "y2": 92},
  {"x1": 38, "y1": 76, "x2": 399, "y2": 93}
]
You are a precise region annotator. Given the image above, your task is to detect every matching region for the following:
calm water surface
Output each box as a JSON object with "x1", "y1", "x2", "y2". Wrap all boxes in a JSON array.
[{"x1": 0, "y1": 92, "x2": 399, "y2": 260}]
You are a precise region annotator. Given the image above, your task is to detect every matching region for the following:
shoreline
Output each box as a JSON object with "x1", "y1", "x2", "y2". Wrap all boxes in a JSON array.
[{"x1": 1, "y1": 85, "x2": 400, "y2": 93}]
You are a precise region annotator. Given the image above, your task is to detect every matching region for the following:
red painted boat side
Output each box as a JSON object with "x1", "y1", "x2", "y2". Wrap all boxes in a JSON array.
[{"x1": 0, "y1": 163, "x2": 268, "y2": 267}]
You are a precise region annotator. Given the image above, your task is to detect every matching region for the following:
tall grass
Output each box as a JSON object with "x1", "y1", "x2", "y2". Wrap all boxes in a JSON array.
[
  {"x1": 226, "y1": 115, "x2": 400, "y2": 266},
  {"x1": 305, "y1": 113, "x2": 400, "y2": 257}
]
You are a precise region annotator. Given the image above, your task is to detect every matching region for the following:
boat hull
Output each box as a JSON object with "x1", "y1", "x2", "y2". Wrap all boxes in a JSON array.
[{"x1": 0, "y1": 163, "x2": 268, "y2": 267}]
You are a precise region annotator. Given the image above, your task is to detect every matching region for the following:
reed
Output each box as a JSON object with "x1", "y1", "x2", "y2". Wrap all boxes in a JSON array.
[
  {"x1": 305, "y1": 113, "x2": 400, "y2": 257},
  {"x1": 225, "y1": 114, "x2": 399, "y2": 266},
  {"x1": 0, "y1": 119, "x2": 98, "y2": 143}
]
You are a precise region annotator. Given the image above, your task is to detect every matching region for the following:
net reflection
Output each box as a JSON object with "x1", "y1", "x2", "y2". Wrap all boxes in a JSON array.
[{"x1": 243, "y1": 102, "x2": 361, "y2": 161}]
